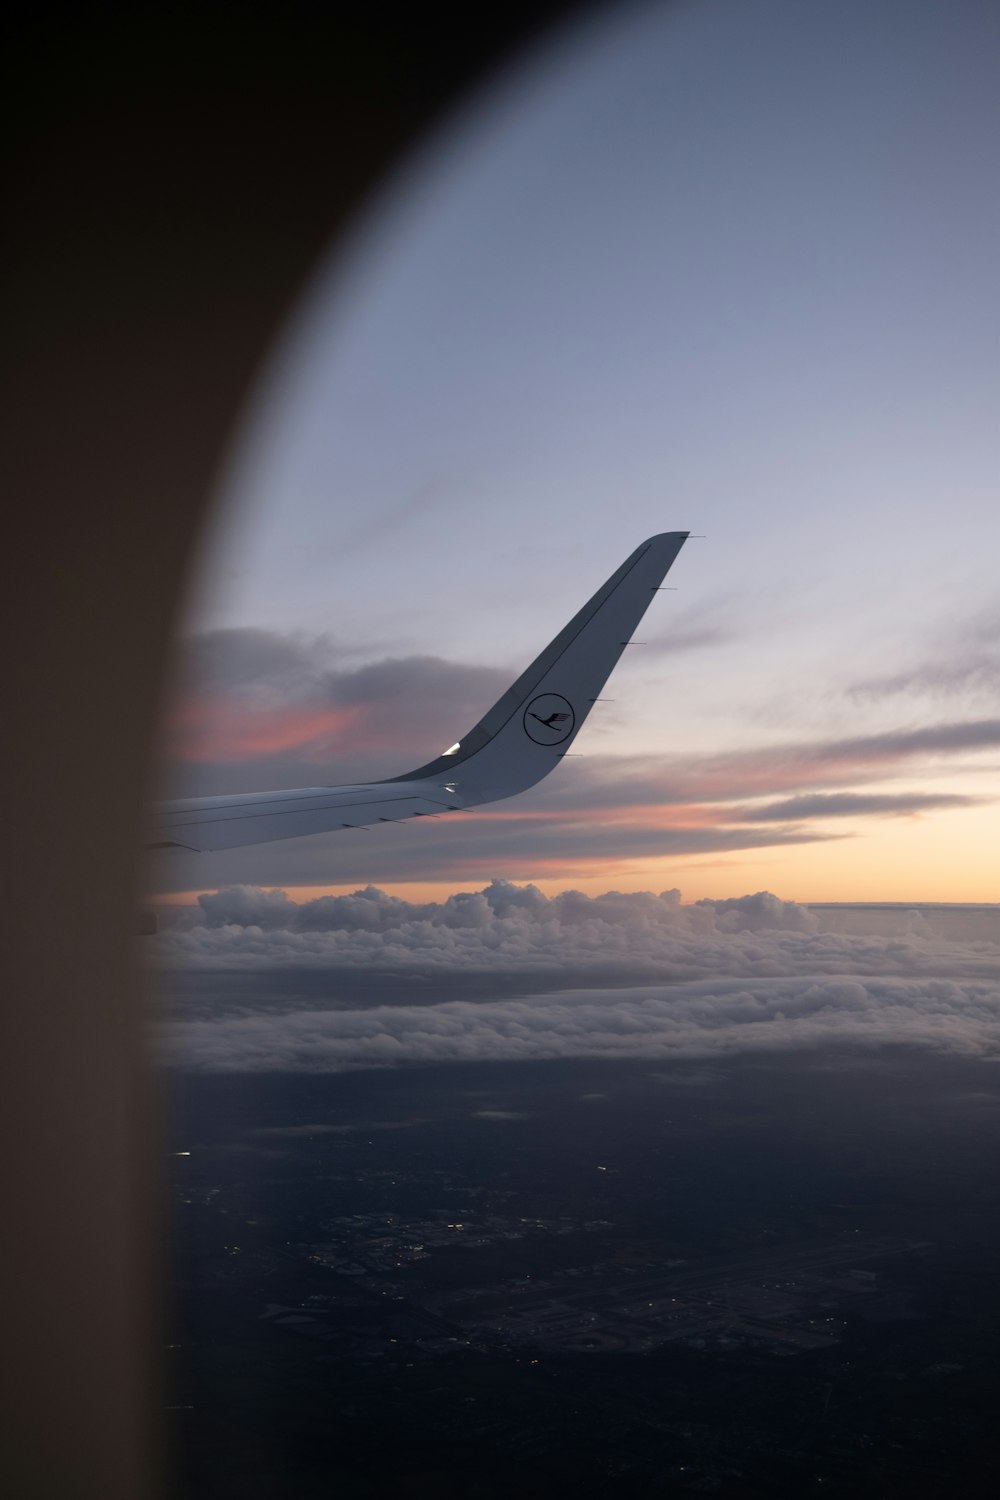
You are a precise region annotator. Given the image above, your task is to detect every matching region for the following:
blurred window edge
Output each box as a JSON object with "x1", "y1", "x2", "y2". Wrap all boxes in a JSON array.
[{"x1": 0, "y1": 5, "x2": 586, "y2": 1495}]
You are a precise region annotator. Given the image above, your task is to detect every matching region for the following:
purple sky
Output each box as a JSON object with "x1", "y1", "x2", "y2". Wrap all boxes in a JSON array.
[{"x1": 158, "y1": 0, "x2": 1000, "y2": 904}]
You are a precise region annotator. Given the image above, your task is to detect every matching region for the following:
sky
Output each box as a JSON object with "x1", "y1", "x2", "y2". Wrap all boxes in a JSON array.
[{"x1": 156, "y1": 0, "x2": 1000, "y2": 908}]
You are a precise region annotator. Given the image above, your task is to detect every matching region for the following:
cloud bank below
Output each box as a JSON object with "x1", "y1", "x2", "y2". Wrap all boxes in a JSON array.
[{"x1": 153, "y1": 883, "x2": 1000, "y2": 1073}]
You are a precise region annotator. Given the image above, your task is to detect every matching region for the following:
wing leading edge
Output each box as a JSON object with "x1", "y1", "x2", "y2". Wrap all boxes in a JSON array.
[{"x1": 149, "y1": 531, "x2": 689, "y2": 853}]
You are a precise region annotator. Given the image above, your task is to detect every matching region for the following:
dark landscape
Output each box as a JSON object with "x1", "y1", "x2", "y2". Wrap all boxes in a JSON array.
[{"x1": 163, "y1": 1047, "x2": 1000, "y2": 1497}]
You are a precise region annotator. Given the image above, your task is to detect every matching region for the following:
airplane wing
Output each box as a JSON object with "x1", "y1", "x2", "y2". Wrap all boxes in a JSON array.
[{"x1": 148, "y1": 531, "x2": 689, "y2": 853}]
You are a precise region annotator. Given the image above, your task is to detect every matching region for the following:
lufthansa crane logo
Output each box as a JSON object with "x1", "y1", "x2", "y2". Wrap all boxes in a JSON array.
[{"x1": 523, "y1": 693, "x2": 576, "y2": 746}]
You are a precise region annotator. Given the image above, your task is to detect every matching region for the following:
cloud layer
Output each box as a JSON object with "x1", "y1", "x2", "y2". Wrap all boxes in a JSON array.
[
  {"x1": 849, "y1": 605, "x2": 1000, "y2": 705},
  {"x1": 159, "y1": 974, "x2": 1000, "y2": 1075},
  {"x1": 153, "y1": 883, "x2": 1000, "y2": 1072},
  {"x1": 163, "y1": 628, "x2": 511, "y2": 789},
  {"x1": 151, "y1": 625, "x2": 999, "y2": 891}
]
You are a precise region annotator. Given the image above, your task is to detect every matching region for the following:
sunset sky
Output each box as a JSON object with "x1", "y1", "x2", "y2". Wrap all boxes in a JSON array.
[{"x1": 157, "y1": 0, "x2": 999, "y2": 908}]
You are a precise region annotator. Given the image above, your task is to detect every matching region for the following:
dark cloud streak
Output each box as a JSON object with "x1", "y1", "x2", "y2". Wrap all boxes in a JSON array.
[
  {"x1": 849, "y1": 606, "x2": 1000, "y2": 704},
  {"x1": 736, "y1": 791, "x2": 981, "y2": 822}
]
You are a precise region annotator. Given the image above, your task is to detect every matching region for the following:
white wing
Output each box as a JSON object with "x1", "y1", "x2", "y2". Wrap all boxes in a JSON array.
[{"x1": 149, "y1": 531, "x2": 688, "y2": 853}]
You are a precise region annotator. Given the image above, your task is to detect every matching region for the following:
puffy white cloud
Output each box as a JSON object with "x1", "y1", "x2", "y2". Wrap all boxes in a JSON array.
[{"x1": 153, "y1": 883, "x2": 1000, "y2": 1072}]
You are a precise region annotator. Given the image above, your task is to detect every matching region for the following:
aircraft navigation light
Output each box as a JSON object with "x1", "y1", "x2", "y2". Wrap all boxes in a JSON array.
[{"x1": 443, "y1": 743, "x2": 461, "y2": 755}]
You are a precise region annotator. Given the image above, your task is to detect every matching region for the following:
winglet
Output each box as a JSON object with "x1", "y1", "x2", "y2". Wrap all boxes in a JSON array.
[{"x1": 391, "y1": 532, "x2": 689, "y2": 803}]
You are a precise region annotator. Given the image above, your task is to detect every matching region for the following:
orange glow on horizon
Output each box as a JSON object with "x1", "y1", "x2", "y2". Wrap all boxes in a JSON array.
[{"x1": 150, "y1": 779, "x2": 998, "y2": 908}]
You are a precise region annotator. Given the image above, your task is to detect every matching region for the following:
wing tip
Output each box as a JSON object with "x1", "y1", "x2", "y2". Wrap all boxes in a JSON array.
[{"x1": 643, "y1": 529, "x2": 691, "y2": 546}]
